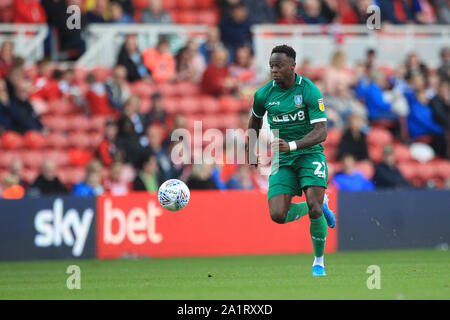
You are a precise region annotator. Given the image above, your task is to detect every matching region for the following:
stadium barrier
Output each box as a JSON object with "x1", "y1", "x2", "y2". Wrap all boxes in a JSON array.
[
  {"x1": 0, "y1": 191, "x2": 337, "y2": 261},
  {"x1": 1, "y1": 189, "x2": 449, "y2": 261},
  {"x1": 338, "y1": 190, "x2": 450, "y2": 251}
]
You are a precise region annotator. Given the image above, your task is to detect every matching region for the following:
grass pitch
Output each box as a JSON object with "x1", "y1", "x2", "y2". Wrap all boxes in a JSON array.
[{"x1": 0, "y1": 249, "x2": 448, "y2": 300}]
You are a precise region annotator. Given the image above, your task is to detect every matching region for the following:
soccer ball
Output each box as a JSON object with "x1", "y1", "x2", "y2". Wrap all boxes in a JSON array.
[{"x1": 158, "y1": 179, "x2": 190, "y2": 211}]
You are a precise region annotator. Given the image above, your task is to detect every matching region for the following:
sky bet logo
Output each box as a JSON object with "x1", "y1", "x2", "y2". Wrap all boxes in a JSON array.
[{"x1": 34, "y1": 199, "x2": 94, "y2": 256}]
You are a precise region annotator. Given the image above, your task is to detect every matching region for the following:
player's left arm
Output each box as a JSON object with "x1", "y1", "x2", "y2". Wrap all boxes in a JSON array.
[{"x1": 275, "y1": 82, "x2": 327, "y2": 152}]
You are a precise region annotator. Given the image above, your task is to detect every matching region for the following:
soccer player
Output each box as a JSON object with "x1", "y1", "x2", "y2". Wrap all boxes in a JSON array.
[{"x1": 247, "y1": 45, "x2": 335, "y2": 276}]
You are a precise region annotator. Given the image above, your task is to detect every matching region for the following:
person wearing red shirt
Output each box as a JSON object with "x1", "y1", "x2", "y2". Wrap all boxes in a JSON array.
[
  {"x1": 201, "y1": 48, "x2": 237, "y2": 96},
  {"x1": 14, "y1": 0, "x2": 47, "y2": 24},
  {"x1": 85, "y1": 73, "x2": 117, "y2": 116}
]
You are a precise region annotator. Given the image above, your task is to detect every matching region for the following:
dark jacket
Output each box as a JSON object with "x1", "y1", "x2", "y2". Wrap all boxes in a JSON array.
[
  {"x1": 373, "y1": 162, "x2": 410, "y2": 189},
  {"x1": 29, "y1": 175, "x2": 68, "y2": 196},
  {"x1": 9, "y1": 97, "x2": 44, "y2": 134},
  {"x1": 337, "y1": 129, "x2": 370, "y2": 161}
]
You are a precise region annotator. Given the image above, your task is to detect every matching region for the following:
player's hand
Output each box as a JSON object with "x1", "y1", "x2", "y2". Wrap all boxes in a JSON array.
[
  {"x1": 246, "y1": 143, "x2": 259, "y2": 168},
  {"x1": 272, "y1": 138, "x2": 290, "y2": 152}
]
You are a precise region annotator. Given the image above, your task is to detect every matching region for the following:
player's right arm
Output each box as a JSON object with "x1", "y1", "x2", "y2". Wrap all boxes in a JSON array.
[{"x1": 247, "y1": 89, "x2": 266, "y2": 167}]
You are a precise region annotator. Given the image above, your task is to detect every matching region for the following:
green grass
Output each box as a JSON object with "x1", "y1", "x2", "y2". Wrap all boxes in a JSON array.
[{"x1": 0, "y1": 249, "x2": 448, "y2": 300}]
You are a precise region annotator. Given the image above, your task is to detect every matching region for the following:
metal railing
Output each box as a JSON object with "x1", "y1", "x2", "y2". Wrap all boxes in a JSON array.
[
  {"x1": 252, "y1": 24, "x2": 450, "y2": 76},
  {"x1": 0, "y1": 24, "x2": 48, "y2": 64},
  {"x1": 76, "y1": 24, "x2": 210, "y2": 68}
]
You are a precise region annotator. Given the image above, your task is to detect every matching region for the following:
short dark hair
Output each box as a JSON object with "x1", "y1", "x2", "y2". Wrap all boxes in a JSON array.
[{"x1": 271, "y1": 45, "x2": 296, "y2": 61}]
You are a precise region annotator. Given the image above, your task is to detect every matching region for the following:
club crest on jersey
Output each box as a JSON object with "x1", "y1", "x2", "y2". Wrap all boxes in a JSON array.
[{"x1": 294, "y1": 95, "x2": 303, "y2": 107}]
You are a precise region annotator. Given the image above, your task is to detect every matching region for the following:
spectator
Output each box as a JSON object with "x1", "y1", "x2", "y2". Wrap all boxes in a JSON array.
[
  {"x1": 201, "y1": 48, "x2": 237, "y2": 96},
  {"x1": 146, "y1": 92, "x2": 169, "y2": 129},
  {"x1": 278, "y1": 0, "x2": 303, "y2": 24},
  {"x1": 1, "y1": 174, "x2": 25, "y2": 199},
  {"x1": 432, "y1": 0, "x2": 450, "y2": 24},
  {"x1": 59, "y1": 68, "x2": 84, "y2": 106},
  {"x1": 117, "y1": 34, "x2": 150, "y2": 82},
  {"x1": 7, "y1": 159, "x2": 27, "y2": 189},
  {"x1": 186, "y1": 162, "x2": 219, "y2": 190},
  {"x1": 378, "y1": 0, "x2": 414, "y2": 24},
  {"x1": 85, "y1": 73, "x2": 117, "y2": 116},
  {"x1": 323, "y1": 50, "x2": 355, "y2": 97},
  {"x1": 226, "y1": 164, "x2": 254, "y2": 189},
  {"x1": 42, "y1": 0, "x2": 87, "y2": 60},
  {"x1": 407, "y1": 89, "x2": 446, "y2": 157},
  {"x1": 86, "y1": 0, "x2": 109, "y2": 23},
  {"x1": 0, "y1": 78, "x2": 14, "y2": 133},
  {"x1": 198, "y1": 26, "x2": 225, "y2": 64},
  {"x1": 341, "y1": 0, "x2": 371, "y2": 24},
  {"x1": 97, "y1": 119, "x2": 122, "y2": 166},
  {"x1": 243, "y1": 0, "x2": 276, "y2": 24},
  {"x1": 110, "y1": 1, "x2": 133, "y2": 23},
  {"x1": 337, "y1": 114, "x2": 370, "y2": 161},
  {"x1": 364, "y1": 70, "x2": 399, "y2": 122},
  {"x1": 28, "y1": 159, "x2": 68, "y2": 196},
  {"x1": 133, "y1": 153, "x2": 163, "y2": 192},
  {"x1": 104, "y1": 161, "x2": 130, "y2": 195},
  {"x1": 373, "y1": 145, "x2": 410, "y2": 189},
  {"x1": 142, "y1": 37, "x2": 175, "y2": 83},
  {"x1": 13, "y1": 0, "x2": 47, "y2": 24},
  {"x1": 405, "y1": 52, "x2": 429, "y2": 82},
  {"x1": 219, "y1": 3, "x2": 253, "y2": 61},
  {"x1": 229, "y1": 46, "x2": 258, "y2": 94},
  {"x1": 9, "y1": 79, "x2": 45, "y2": 134},
  {"x1": 121, "y1": 95, "x2": 147, "y2": 144},
  {"x1": 143, "y1": 125, "x2": 174, "y2": 180},
  {"x1": 429, "y1": 80, "x2": 450, "y2": 133},
  {"x1": 72, "y1": 170, "x2": 105, "y2": 196},
  {"x1": 116, "y1": 115, "x2": 146, "y2": 168},
  {"x1": 437, "y1": 47, "x2": 450, "y2": 82},
  {"x1": 141, "y1": 0, "x2": 172, "y2": 24},
  {"x1": 298, "y1": 0, "x2": 328, "y2": 24},
  {"x1": 105, "y1": 65, "x2": 131, "y2": 113},
  {"x1": 175, "y1": 40, "x2": 206, "y2": 83},
  {"x1": 0, "y1": 41, "x2": 14, "y2": 78},
  {"x1": 111, "y1": 0, "x2": 134, "y2": 16},
  {"x1": 333, "y1": 154, "x2": 375, "y2": 191}
]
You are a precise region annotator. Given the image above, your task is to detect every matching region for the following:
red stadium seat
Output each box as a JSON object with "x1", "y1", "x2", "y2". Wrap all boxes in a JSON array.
[
  {"x1": 24, "y1": 131, "x2": 46, "y2": 149},
  {"x1": 74, "y1": 66, "x2": 89, "y2": 84},
  {"x1": 197, "y1": 0, "x2": 216, "y2": 9},
  {"x1": 163, "y1": 97, "x2": 181, "y2": 114},
  {"x1": 175, "y1": 81, "x2": 201, "y2": 96},
  {"x1": 0, "y1": 150, "x2": 21, "y2": 168},
  {"x1": 68, "y1": 115, "x2": 91, "y2": 132},
  {"x1": 199, "y1": 95, "x2": 220, "y2": 113},
  {"x1": 89, "y1": 115, "x2": 108, "y2": 132},
  {"x1": 219, "y1": 95, "x2": 241, "y2": 112},
  {"x1": 129, "y1": 80, "x2": 154, "y2": 98},
  {"x1": 41, "y1": 115, "x2": 70, "y2": 132},
  {"x1": 92, "y1": 66, "x2": 111, "y2": 82},
  {"x1": 355, "y1": 161, "x2": 375, "y2": 179},
  {"x1": 369, "y1": 144, "x2": 384, "y2": 163},
  {"x1": 398, "y1": 161, "x2": 419, "y2": 180},
  {"x1": 140, "y1": 97, "x2": 151, "y2": 113},
  {"x1": 393, "y1": 143, "x2": 412, "y2": 163},
  {"x1": 162, "y1": 0, "x2": 177, "y2": 10},
  {"x1": 201, "y1": 115, "x2": 220, "y2": 130},
  {"x1": 22, "y1": 168, "x2": 39, "y2": 184},
  {"x1": 173, "y1": 10, "x2": 197, "y2": 24},
  {"x1": 46, "y1": 132, "x2": 69, "y2": 149},
  {"x1": 324, "y1": 128, "x2": 342, "y2": 147},
  {"x1": 47, "y1": 99, "x2": 75, "y2": 115},
  {"x1": 434, "y1": 159, "x2": 450, "y2": 181},
  {"x1": 132, "y1": 0, "x2": 148, "y2": 10},
  {"x1": 220, "y1": 114, "x2": 239, "y2": 129},
  {"x1": 196, "y1": 10, "x2": 219, "y2": 25},
  {"x1": 89, "y1": 132, "x2": 104, "y2": 149},
  {"x1": 68, "y1": 133, "x2": 92, "y2": 149},
  {"x1": 1, "y1": 131, "x2": 24, "y2": 150},
  {"x1": 179, "y1": 97, "x2": 202, "y2": 113},
  {"x1": 44, "y1": 150, "x2": 70, "y2": 167},
  {"x1": 155, "y1": 82, "x2": 177, "y2": 96},
  {"x1": 416, "y1": 162, "x2": 437, "y2": 182},
  {"x1": 367, "y1": 127, "x2": 393, "y2": 146},
  {"x1": 176, "y1": 0, "x2": 196, "y2": 9},
  {"x1": 67, "y1": 149, "x2": 94, "y2": 167},
  {"x1": 59, "y1": 167, "x2": 86, "y2": 185},
  {"x1": 22, "y1": 151, "x2": 45, "y2": 169}
]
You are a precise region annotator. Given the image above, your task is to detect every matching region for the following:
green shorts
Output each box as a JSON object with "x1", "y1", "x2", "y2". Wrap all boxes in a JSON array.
[{"x1": 268, "y1": 153, "x2": 328, "y2": 200}]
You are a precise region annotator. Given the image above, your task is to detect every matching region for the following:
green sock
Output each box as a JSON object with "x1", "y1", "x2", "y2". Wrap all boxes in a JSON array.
[
  {"x1": 310, "y1": 215, "x2": 328, "y2": 257},
  {"x1": 284, "y1": 202, "x2": 309, "y2": 223}
]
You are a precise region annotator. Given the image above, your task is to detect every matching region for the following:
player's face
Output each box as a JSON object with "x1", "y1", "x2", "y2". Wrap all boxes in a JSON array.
[{"x1": 269, "y1": 53, "x2": 295, "y2": 85}]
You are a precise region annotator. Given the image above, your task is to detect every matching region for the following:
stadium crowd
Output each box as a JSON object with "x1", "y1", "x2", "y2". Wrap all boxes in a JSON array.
[{"x1": 0, "y1": 0, "x2": 449, "y2": 199}]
